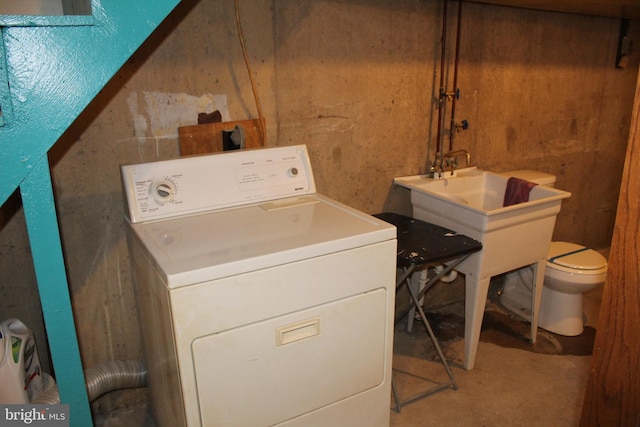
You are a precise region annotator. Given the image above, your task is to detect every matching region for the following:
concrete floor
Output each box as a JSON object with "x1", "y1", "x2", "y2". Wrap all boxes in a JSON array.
[{"x1": 94, "y1": 280, "x2": 602, "y2": 427}]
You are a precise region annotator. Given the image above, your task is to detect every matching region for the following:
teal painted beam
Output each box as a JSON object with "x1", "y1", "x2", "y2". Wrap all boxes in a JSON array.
[
  {"x1": 0, "y1": 0, "x2": 182, "y2": 205},
  {"x1": 0, "y1": 0, "x2": 182, "y2": 424},
  {"x1": 20, "y1": 155, "x2": 92, "y2": 426}
]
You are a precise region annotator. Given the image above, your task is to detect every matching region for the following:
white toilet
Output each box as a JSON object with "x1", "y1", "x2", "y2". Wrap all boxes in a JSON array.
[{"x1": 498, "y1": 170, "x2": 609, "y2": 336}]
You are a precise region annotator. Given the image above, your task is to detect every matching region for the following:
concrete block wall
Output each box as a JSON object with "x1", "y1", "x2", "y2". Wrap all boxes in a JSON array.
[{"x1": 0, "y1": 0, "x2": 637, "y2": 412}]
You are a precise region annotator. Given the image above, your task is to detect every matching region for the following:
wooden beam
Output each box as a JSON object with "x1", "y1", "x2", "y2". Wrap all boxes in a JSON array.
[
  {"x1": 21, "y1": 157, "x2": 91, "y2": 426},
  {"x1": 580, "y1": 70, "x2": 640, "y2": 426}
]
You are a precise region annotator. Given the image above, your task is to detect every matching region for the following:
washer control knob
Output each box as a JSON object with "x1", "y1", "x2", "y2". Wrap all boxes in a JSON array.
[
  {"x1": 288, "y1": 167, "x2": 299, "y2": 177},
  {"x1": 150, "y1": 180, "x2": 176, "y2": 204}
]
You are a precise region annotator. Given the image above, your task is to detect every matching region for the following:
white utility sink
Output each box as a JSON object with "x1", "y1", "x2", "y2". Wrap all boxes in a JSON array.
[{"x1": 394, "y1": 167, "x2": 571, "y2": 370}]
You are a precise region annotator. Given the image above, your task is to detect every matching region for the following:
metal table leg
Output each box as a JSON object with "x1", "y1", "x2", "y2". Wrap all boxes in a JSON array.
[{"x1": 392, "y1": 255, "x2": 472, "y2": 412}]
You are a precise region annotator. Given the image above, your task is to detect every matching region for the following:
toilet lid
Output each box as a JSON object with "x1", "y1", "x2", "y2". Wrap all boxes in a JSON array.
[{"x1": 547, "y1": 241, "x2": 607, "y2": 270}]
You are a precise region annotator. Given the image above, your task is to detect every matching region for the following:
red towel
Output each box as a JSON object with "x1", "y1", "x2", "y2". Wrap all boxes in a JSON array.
[{"x1": 503, "y1": 177, "x2": 537, "y2": 207}]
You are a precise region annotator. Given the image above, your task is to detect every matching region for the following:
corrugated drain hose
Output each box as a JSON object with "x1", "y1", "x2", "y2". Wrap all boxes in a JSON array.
[
  {"x1": 31, "y1": 360, "x2": 147, "y2": 404},
  {"x1": 85, "y1": 360, "x2": 147, "y2": 401}
]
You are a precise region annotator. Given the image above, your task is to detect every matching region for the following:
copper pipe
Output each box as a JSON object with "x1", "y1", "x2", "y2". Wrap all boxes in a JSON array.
[
  {"x1": 435, "y1": 0, "x2": 448, "y2": 158},
  {"x1": 449, "y1": 1, "x2": 463, "y2": 151}
]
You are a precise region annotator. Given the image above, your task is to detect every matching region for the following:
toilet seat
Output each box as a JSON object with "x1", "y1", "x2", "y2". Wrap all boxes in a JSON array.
[{"x1": 546, "y1": 241, "x2": 607, "y2": 275}]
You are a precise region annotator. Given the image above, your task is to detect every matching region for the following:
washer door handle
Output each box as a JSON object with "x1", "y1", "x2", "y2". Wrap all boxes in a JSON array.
[{"x1": 276, "y1": 317, "x2": 321, "y2": 346}]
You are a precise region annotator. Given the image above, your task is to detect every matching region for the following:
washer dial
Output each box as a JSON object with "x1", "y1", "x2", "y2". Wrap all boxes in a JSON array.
[{"x1": 150, "y1": 179, "x2": 177, "y2": 204}]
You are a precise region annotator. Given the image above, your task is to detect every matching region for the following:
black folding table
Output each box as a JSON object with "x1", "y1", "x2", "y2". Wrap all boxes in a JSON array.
[{"x1": 374, "y1": 212, "x2": 482, "y2": 412}]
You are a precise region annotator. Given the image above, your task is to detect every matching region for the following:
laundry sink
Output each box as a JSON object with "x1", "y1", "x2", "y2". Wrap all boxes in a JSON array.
[
  {"x1": 394, "y1": 167, "x2": 571, "y2": 370},
  {"x1": 394, "y1": 167, "x2": 570, "y2": 217}
]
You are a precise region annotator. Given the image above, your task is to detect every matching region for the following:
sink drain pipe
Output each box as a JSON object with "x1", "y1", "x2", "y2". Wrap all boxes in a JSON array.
[
  {"x1": 434, "y1": 264, "x2": 458, "y2": 283},
  {"x1": 32, "y1": 360, "x2": 147, "y2": 404}
]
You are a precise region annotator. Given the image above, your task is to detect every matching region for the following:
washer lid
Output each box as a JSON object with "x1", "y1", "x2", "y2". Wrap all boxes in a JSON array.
[
  {"x1": 547, "y1": 241, "x2": 607, "y2": 270},
  {"x1": 127, "y1": 193, "x2": 396, "y2": 288}
]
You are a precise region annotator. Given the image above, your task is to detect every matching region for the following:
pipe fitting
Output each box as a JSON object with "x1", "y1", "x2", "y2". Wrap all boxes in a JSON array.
[{"x1": 434, "y1": 264, "x2": 458, "y2": 283}]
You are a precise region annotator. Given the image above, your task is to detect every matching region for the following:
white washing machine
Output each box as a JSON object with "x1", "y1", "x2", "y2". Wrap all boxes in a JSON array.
[{"x1": 121, "y1": 145, "x2": 397, "y2": 427}]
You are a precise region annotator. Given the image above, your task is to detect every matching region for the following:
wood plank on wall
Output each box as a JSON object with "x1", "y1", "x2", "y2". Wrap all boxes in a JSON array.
[
  {"x1": 580, "y1": 72, "x2": 640, "y2": 426},
  {"x1": 178, "y1": 118, "x2": 265, "y2": 156}
]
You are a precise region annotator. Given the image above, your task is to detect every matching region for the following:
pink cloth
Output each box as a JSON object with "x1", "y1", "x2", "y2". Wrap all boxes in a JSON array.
[{"x1": 503, "y1": 177, "x2": 537, "y2": 207}]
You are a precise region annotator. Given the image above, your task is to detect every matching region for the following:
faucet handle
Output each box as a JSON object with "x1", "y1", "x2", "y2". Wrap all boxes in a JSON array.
[{"x1": 455, "y1": 119, "x2": 469, "y2": 132}]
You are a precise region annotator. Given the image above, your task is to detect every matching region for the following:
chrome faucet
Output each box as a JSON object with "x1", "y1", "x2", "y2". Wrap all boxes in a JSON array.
[
  {"x1": 442, "y1": 149, "x2": 471, "y2": 171},
  {"x1": 428, "y1": 149, "x2": 471, "y2": 178}
]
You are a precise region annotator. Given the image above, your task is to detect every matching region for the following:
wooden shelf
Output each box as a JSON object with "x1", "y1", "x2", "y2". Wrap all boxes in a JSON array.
[{"x1": 466, "y1": 0, "x2": 640, "y2": 19}]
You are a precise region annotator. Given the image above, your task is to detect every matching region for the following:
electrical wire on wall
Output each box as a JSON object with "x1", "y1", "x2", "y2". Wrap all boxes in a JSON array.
[{"x1": 234, "y1": 0, "x2": 266, "y2": 143}]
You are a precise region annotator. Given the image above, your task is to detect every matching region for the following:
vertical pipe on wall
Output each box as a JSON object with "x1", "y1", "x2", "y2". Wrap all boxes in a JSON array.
[
  {"x1": 435, "y1": 0, "x2": 448, "y2": 158},
  {"x1": 448, "y1": 1, "x2": 463, "y2": 151}
]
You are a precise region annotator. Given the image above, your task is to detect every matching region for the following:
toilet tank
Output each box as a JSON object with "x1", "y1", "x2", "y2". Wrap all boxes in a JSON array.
[{"x1": 503, "y1": 170, "x2": 556, "y2": 187}]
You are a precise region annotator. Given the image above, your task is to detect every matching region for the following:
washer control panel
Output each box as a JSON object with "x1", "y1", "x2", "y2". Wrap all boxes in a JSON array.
[{"x1": 121, "y1": 145, "x2": 316, "y2": 223}]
